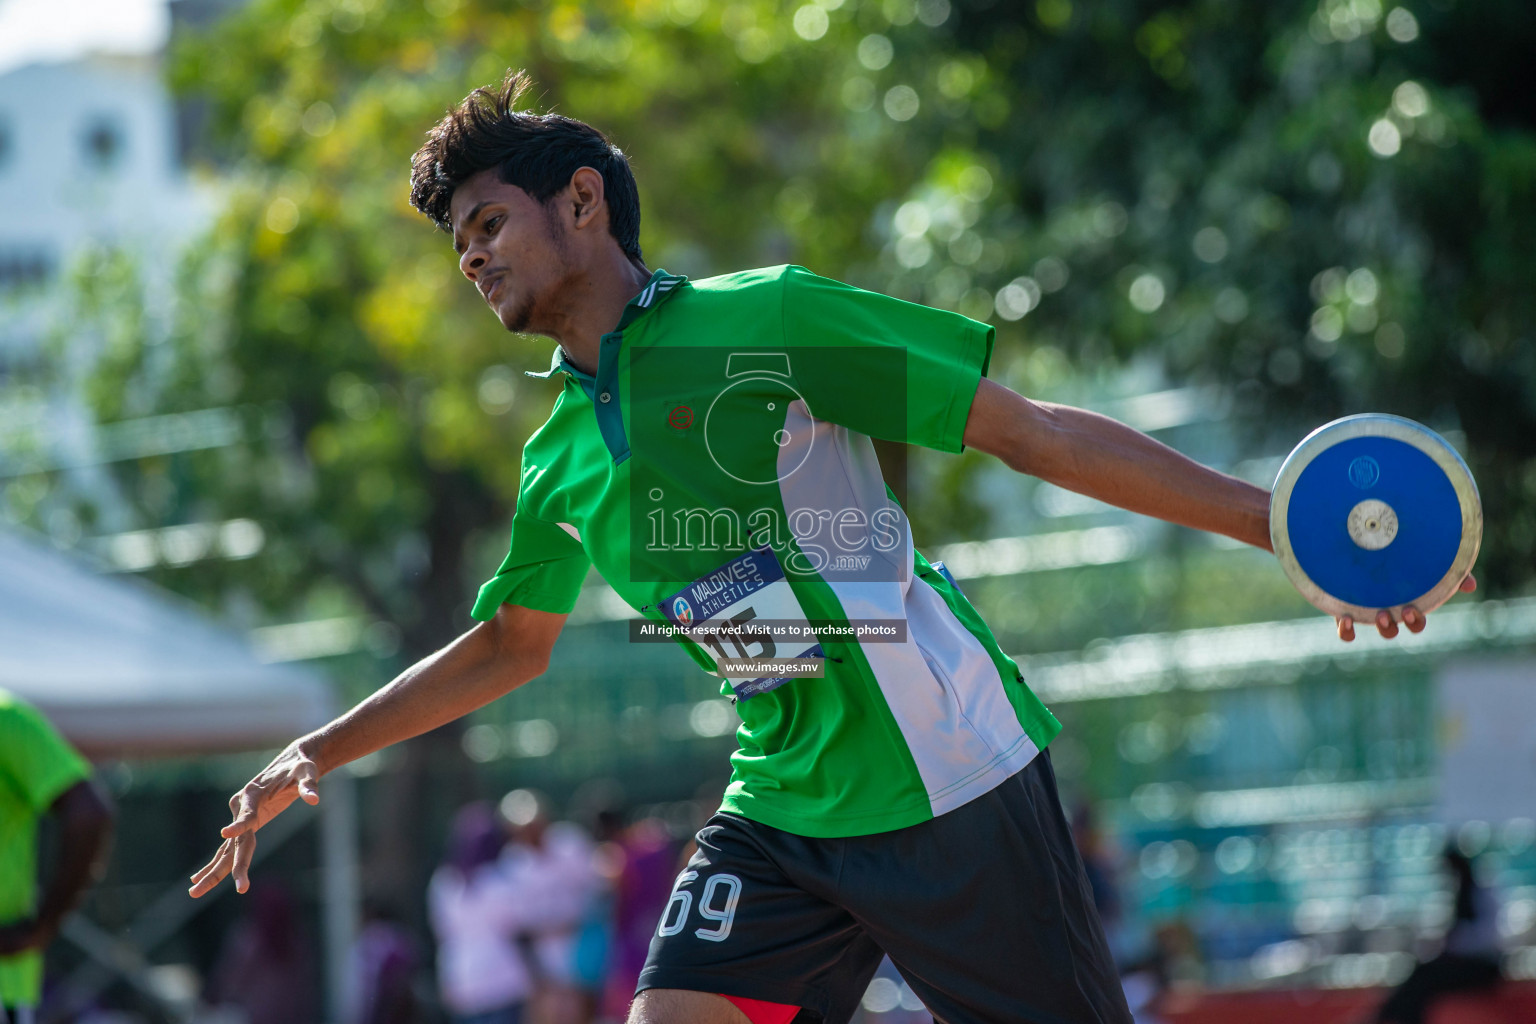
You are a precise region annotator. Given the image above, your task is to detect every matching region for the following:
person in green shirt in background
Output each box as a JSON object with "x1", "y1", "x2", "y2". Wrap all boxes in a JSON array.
[{"x1": 0, "y1": 689, "x2": 114, "y2": 1024}]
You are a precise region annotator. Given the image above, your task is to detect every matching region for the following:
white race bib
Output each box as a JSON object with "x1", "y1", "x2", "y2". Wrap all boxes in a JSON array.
[{"x1": 661, "y1": 545, "x2": 824, "y2": 700}]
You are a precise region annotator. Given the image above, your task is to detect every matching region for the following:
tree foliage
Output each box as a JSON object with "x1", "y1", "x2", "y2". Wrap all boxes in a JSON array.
[
  {"x1": 932, "y1": 0, "x2": 1536, "y2": 587},
  {"x1": 58, "y1": 0, "x2": 1536, "y2": 667}
]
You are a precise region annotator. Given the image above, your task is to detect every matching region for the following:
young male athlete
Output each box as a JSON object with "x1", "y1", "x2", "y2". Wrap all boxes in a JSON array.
[{"x1": 190, "y1": 72, "x2": 1471, "y2": 1024}]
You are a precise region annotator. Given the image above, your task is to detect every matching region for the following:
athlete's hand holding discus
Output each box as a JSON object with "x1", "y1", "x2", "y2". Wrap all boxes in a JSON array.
[
  {"x1": 190, "y1": 606, "x2": 567, "y2": 896},
  {"x1": 1330, "y1": 575, "x2": 1477, "y2": 641},
  {"x1": 960, "y1": 379, "x2": 1476, "y2": 644}
]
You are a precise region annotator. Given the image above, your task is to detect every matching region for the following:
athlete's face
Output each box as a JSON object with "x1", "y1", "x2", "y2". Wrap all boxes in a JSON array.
[{"x1": 450, "y1": 168, "x2": 573, "y2": 334}]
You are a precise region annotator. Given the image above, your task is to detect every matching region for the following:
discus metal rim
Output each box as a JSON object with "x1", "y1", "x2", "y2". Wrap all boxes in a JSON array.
[{"x1": 1270, "y1": 414, "x2": 1482, "y2": 622}]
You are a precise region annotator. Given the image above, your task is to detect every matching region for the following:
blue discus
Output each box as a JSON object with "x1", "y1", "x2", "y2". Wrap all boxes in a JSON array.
[{"x1": 1270, "y1": 414, "x2": 1481, "y2": 622}]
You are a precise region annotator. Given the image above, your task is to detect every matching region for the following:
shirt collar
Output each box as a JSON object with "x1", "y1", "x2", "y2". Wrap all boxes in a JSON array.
[{"x1": 524, "y1": 269, "x2": 688, "y2": 381}]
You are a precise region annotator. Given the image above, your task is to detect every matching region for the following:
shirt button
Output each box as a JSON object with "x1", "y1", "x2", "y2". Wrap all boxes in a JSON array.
[{"x1": 599, "y1": 392, "x2": 611, "y2": 403}]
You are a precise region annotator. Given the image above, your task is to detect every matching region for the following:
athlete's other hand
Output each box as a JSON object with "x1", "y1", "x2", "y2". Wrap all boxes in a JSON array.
[
  {"x1": 189, "y1": 742, "x2": 321, "y2": 897},
  {"x1": 1335, "y1": 574, "x2": 1477, "y2": 642}
]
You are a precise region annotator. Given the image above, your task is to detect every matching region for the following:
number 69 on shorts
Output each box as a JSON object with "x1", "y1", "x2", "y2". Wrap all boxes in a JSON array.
[{"x1": 657, "y1": 871, "x2": 743, "y2": 943}]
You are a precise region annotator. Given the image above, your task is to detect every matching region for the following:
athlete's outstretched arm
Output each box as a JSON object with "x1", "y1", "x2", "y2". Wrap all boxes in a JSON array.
[
  {"x1": 190, "y1": 603, "x2": 566, "y2": 897},
  {"x1": 961, "y1": 377, "x2": 1474, "y2": 640},
  {"x1": 962, "y1": 377, "x2": 1271, "y2": 547}
]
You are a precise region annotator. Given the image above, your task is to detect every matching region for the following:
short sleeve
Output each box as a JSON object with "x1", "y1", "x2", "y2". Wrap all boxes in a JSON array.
[
  {"x1": 471, "y1": 511, "x2": 592, "y2": 619},
  {"x1": 780, "y1": 265, "x2": 994, "y2": 452},
  {"x1": 0, "y1": 693, "x2": 91, "y2": 814}
]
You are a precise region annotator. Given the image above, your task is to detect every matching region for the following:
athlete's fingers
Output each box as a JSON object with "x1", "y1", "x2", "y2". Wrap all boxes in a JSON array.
[
  {"x1": 222, "y1": 783, "x2": 266, "y2": 838},
  {"x1": 1375, "y1": 610, "x2": 1400, "y2": 639},
  {"x1": 189, "y1": 863, "x2": 228, "y2": 898},
  {"x1": 189, "y1": 841, "x2": 233, "y2": 897},
  {"x1": 189, "y1": 843, "x2": 226, "y2": 884},
  {"x1": 189, "y1": 844, "x2": 225, "y2": 886},
  {"x1": 1403, "y1": 606, "x2": 1426, "y2": 633},
  {"x1": 1460, "y1": 574, "x2": 1478, "y2": 593},
  {"x1": 1337, "y1": 616, "x2": 1356, "y2": 643},
  {"x1": 222, "y1": 804, "x2": 255, "y2": 838},
  {"x1": 231, "y1": 832, "x2": 257, "y2": 894}
]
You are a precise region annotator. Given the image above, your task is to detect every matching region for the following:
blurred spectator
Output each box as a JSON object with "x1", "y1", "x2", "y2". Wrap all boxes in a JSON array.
[
  {"x1": 599, "y1": 817, "x2": 675, "y2": 1021},
  {"x1": 1117, "y1": 932, "x2": 1172, "y2": 1024},
  {"x1": 1373, "y1": 845, "x2": 1503, "y2": 1024},
  {"x1": 207, "y1": 884, "x2": 318, "y2": 1024},
  {"x1": 348, "y1": 899, "x2": 421, "y2": 1024},
  {"x1": 428, "y1": 801, "x2": 529, "y2": 1024},
  {"x1": 569, "y1": 810, "x2": 625, "y2": 1024},
  {"x1": 1071, "y1": 803, "x2": 1170, "y2": 1022},
  {"x1": 498, "y1": 789, "x2": 597, "y2": 1024},
  {"x1": 1150, "y1": 921, "x2": 1203, "y2": 988},
  {"x1": 0, "y1": 688, "x2": 113, "y2": 1024},
  {"x1": 1114, "y1": 918, "x2": 1202, "y2": 1024},
  {"x1": 1071, "y1": 802, "x2": 1124, "y2": 960}
]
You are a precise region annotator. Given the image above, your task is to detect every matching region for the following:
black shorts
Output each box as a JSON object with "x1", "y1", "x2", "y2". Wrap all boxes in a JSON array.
[{"x1": 637, "y1": 752, "x2": 1131, "y2": 1024}]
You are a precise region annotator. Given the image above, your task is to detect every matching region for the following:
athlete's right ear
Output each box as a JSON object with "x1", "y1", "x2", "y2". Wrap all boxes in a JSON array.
[{"x1": 567, "y1": 166, "x2": 606, "y2": 231}]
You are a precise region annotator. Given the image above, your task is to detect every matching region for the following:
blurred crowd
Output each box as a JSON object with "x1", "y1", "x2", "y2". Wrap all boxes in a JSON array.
[
  {"x1": 180, "y1": 786, "x2": 951, "y2": 1024},
  {"x1": 5, "y1": 677, "x2": 1517, "y2": 1024},
  {"x1": 413, "y1": 791, "x2": 675, "y2": 1024},
  {"x1": 187, "y1": 788, "x2": 683, "y2": 1024}
]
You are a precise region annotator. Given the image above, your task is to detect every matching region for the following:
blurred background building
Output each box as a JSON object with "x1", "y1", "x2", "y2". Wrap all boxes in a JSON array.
[{"x1": 2, "y1": 0, "x2": 1535, "y2": 1021}]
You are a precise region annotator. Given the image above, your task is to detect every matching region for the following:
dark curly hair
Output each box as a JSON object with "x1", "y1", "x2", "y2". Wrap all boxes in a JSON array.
[{"x1": 409, "y1": 70, "x2": 642, "y2": 261}]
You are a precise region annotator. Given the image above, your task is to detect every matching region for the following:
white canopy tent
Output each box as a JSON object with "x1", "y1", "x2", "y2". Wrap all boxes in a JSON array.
[
  {"x1": 0, "y1": 528, "x2": 356, "y2": 1022},
  {"x1": 0, "y1": 528, "x2": 333, "y2": 756}
]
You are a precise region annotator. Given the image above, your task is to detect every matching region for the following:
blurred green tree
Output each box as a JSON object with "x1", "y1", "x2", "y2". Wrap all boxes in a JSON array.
[
  {"x1": 73, "y1": 0, "x2": 945, "y2": 654},
  {"x1": 885, "y1": 0, "x2": 1536, "y2": 585},
  {"x1": 53, "y1": 0, "x2": 1534, "y2": 660}
]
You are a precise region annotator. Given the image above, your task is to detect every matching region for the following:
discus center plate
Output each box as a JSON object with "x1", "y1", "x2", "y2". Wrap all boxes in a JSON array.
[
  {"x1": 1270, "y1": 414, "x2": 1481, "y2": 622},
  {"x1": 1347, "y1": 498, "x2": 1398, "y2": 551}
]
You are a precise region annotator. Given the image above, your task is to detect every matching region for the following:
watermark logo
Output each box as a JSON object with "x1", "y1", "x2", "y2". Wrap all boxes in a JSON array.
[
  {"x1": 640, "y1": 491, "x2": 905, "y2": 576},
  {"x1": 629, "y1": 345, "x2": 909, "y2": 585},
  {"x1": 704, "y1": 353, "x2": 814, "y2": 486}
]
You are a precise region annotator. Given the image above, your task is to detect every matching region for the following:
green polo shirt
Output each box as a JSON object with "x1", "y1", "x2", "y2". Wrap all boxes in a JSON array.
[
  {"x1": 474, "y1": 266, "x2": 1060, "y2": 837},
  {"x1": 1, "y1": 689, "x2": 91, "y2": 1008}
]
